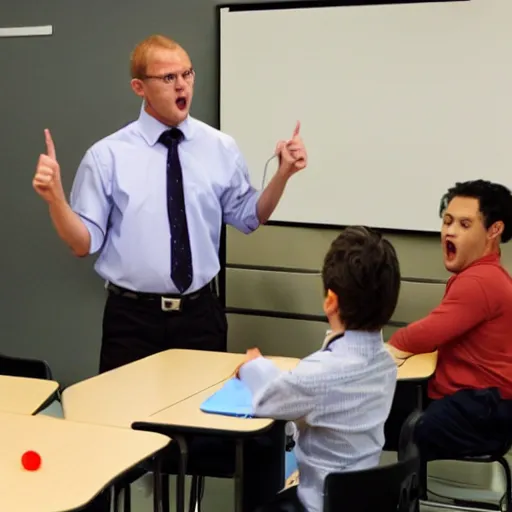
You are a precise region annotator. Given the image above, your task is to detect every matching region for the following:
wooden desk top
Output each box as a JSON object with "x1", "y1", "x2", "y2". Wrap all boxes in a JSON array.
[
  {"x1": 0, "y1": 412, "x2": 170, "y2": 512},
  {"x1": 397, "y1": 352, "x2": 437, "y2": 380},
  {"x1": 268, "y1": 352, "x2": 438, "y2": 381},
  {"x1": 63, "y1": 349, "x2": 436, "y2": 436},
  {"x1": 135, "y1": 355, "x2": 299, "y2": 435},
  {"x1": 138, "y1": 382, "x2": 274, "y2": 435},
  {"x1": 263, "y1": 352, "x2": 438, "y2": 381},
  {"x1": 135, "y1": 352, "x2": 437, "y2": 436},
  {"x1": 0, "y1": 375, "x2": 58, "y2": 415},
  {"x1": 62, "y1": 349, "x2": 244, "y2": 427}
]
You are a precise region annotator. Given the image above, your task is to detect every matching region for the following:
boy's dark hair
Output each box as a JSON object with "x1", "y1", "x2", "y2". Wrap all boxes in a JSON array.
[
  {"x1": 322, "y1": 226, "x2": 401, "y2": 331},
  {"x1": 439, "y1": 180, "x2": 512, "y2": 243}
]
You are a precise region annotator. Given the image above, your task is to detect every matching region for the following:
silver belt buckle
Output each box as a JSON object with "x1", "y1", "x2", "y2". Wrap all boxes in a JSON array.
[{"x1": 161, "y1": 297, "x2": 181, "y2": 312}]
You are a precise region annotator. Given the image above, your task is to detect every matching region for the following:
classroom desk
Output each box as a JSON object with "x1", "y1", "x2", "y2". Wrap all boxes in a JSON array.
[
  {"x1": 133, "y1": 355, "x2": 299, "y2": 512},
  {"x1": 397, "y1": 351, "x2": 437, "y2": 380},
  {"x1": 0, "y1": 411, "x2": 170, "y2": 512},
  {"x1": 134, "y1": 383, "x2": 278, "y2": 512},
  {"x1": 61, "y1": 350, "x2": 298, "y2": 512},
  {"x1": 62, "y1": 349, "x2": 244, "y2": 428},
  {"x1": 62, "y1": 349, "x2": 437, "y2": 428},
  {"x1": 0, "y1": 375, "x2": 59, "y2": 415},
  {"x1": 133, "y1": 351, "x2": 438, "y2": 512},
  {"x1": 62, "y1": 349, "x2": 437, "y2": 512}
]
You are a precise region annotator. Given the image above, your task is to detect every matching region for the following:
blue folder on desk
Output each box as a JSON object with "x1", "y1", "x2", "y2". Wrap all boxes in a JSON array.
[
  {"x1": 200, "y1": 377, "x2": 254, "y2": 418},
  {"x1": 201, "y1": 378, "x2": 298, "y2": 481}
]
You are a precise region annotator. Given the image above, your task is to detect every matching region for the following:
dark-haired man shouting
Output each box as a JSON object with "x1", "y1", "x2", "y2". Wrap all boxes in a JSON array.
[{"x1": 388, "y1": 180, "x2": 512, "y2": 460}]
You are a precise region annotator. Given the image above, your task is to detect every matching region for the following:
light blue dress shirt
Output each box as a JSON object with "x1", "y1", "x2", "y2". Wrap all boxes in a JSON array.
[
  {"x1": 239, "y1": 330, "x2": 397, "y2": 512},
  {"x1": 70, "y1": 109, "x2": 261, "y2": 294}
]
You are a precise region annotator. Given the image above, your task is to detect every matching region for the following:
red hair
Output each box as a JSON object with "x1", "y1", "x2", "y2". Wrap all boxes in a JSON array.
[{"x1": 130, "y1": 35, "x2": 184, "y2": 79}]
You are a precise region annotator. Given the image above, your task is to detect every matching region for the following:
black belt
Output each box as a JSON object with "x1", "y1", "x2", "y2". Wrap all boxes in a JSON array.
[{"x1": 106, "y1": 282, "x2": 213, "y2": 311}]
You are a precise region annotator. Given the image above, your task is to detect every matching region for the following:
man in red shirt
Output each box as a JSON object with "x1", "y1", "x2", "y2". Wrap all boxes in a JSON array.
[{"x1": 388, "y1": 179, "x2": 512, "y2": 460}]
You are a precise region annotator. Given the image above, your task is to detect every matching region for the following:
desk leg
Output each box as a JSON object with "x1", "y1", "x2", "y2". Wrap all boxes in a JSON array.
[
  {"x1": 234, "y1": 439, "x2": 245, "y2": 512},
  {"x1": 188, "y1": 475, "x2": 203, "y2": 512},
  {"x1": 112, "y1": 483, "x2": 131, "y2": 512},
  {"x1": 113, "y1": 485, "x2": 120, "y2": 512},
  {"x1": 153, "y1": 455, "x2": 163, "y2": 512},
  {"x1": 124, "y1": 485, "x2": 131, "y2": 512},
  {"x1": 173, "y1": 435, "x2": 189, "y2": 512}
]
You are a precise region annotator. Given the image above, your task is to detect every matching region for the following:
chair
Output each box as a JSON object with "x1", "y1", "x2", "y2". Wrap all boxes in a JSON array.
[
  {"x1": 323, "y1": 411, "x2": 422, "y2": 512},
  {"x1": 0, "y1": 353, "x2": 53, "y2": 380},
  {"x1": 0, "y1": 353, "x2": 61, "y2": 414},
  {"x1": 425, "y1": 443, "x2": 512, "y2": 512},
  {"x1": 383, "y1": 377, "x2": 429, "y2": 452},
  {"x1": 386, "y1": 374, "x2": 511, "y2": 511}
]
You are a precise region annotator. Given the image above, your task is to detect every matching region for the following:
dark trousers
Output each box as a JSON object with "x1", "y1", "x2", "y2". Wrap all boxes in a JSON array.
[
  {"x1": 99, "y1": 286, "x2": 228, "y2": 373},
  {"x1": 254, "y1": 486, "x2": 306, "y2": 512},
  {"x1": 416, "y1": 388, "x2": 512, "y2": 461}
]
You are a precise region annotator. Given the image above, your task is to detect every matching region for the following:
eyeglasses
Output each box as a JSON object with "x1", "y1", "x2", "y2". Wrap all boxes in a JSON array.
[{"x1": 142, "y1": 68, "x2": 195, "y2": 85}]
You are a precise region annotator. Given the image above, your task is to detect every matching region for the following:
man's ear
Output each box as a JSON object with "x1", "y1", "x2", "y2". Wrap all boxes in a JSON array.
[
  {"x1": 488, "y1": 221, "x2": 504, "y2": 241},
  {"x1": 323, "y1": 289, "x2": 339, "y2": 316},
  {"x1": 130, "y1": 78, "x2": 145, "y2": 98}
]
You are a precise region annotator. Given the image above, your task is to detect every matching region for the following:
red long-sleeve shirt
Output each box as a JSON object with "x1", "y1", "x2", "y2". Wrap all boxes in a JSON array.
[{"x1": 389, "y1": 253, "x2": 512, "y2": 399}]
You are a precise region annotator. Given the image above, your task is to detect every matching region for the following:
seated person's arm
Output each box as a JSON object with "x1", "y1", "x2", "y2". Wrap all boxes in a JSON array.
[
  {"x1": 388, "y1": 276, "x2": 489, "y2": 356},
  {"x1": 238, "y1": 350, "x2": 319, "y2": 421},
  {"x1": 386, "y1": 344, "x2": 414, "y2": 366}
]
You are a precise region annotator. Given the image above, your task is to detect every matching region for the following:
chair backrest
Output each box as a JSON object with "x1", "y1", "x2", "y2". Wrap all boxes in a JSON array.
[
  {"x1": 384, "y1": 377, "x2": 429, "y2": 452},
  {"x1": 397, "y1": 410, "x2": 423, "y2": 461},
  {"x1": 323, "y1": 410, "x2": 423, "y2": 511},
  {"x1": 0, "y1": 354, "x2": 53, "y2": 380},
  {"x1": 323, "y1": 453, "x2": 420, "y2": 512}
]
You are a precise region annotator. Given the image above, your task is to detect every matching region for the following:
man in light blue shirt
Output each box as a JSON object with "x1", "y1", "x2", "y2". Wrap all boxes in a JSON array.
[
  {"x1": 32, "y1": 34, "x2": 307, "y2": 373},
  {"x1": 237, "y1": 226, "x2": 401, "y2": 512}
]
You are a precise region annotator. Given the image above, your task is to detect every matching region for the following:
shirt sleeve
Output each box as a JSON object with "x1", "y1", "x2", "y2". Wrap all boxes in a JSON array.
[
  {"x1": 389, "y1": 275, "x2": 489, "y2": 353},
  {"x1": 220, "y1": 142, "x2": 261, "y2": 234},
  {"x1": 238, "y1": 356, "x2": 319, "y2": 421},
  {"x1": 69, "y1": 148, "x2": 112, "y2": 254}
]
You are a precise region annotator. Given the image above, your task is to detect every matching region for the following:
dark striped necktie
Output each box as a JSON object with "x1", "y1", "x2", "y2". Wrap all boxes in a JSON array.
[{"x1": 158, "y1": 128, "x2": 193, "y2": 293}]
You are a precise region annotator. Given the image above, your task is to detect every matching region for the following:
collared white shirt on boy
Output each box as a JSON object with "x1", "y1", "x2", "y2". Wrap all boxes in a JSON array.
[{"x1": 239, "y1": 330, "x2": 397, "y2": 512}]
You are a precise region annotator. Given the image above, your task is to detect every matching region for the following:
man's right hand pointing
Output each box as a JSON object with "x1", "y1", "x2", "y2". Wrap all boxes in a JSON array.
[
  {"x1": 274, "y1": 121, "x2": 307, "y2": 178},
  {"x1": 33, "y1": 129, "x2": 66, "y2": 204}
]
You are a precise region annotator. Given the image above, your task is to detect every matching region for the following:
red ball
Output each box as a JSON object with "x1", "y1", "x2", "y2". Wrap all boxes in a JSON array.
[{"x1": 21, "y1": 450, "x2": 41, "y2": 471}]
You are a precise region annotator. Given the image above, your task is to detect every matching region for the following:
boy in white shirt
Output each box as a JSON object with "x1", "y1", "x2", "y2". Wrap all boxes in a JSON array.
[{"x1": 237, "y1": 226, "x2": 401, "y2": 512}]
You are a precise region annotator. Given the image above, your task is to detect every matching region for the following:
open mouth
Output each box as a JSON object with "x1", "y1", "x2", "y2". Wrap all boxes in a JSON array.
[
  {"x1": 176, "y1": 97, "x2": 187, "y2": 110},
  {"x1": 446, "y1": 240, "x2": 457, "y2": 259}
]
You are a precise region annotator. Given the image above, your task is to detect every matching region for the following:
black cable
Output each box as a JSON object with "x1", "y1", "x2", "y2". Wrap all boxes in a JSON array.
[{"x1": 261, "y1": 155, "x2": 276, "y2": 189}]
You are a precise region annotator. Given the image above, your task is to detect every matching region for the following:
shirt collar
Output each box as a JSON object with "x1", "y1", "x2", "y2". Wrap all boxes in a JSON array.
[
  {"x1": 468, "y1": 252, "x2": 500, "y2": 267},
  {"x1": 321, "y1": 330, "x2": 344, "y2": 350},
  {"x1": 136, "y1": 104, "x2": 194, "y2": 146},
  {"x1": 321, "y1": 329, "x2": 383, "y2": 352}
]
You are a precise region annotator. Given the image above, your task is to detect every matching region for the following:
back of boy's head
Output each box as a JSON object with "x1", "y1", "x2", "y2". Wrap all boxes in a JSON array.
[{"x1": 322, "y1": 226, "x2": 401, "y2": 331}]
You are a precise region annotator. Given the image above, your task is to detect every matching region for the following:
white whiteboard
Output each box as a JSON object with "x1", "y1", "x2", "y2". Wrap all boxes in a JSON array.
[{"x1": 219, "y1": 0, "x2": 512, "y2": 232}]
